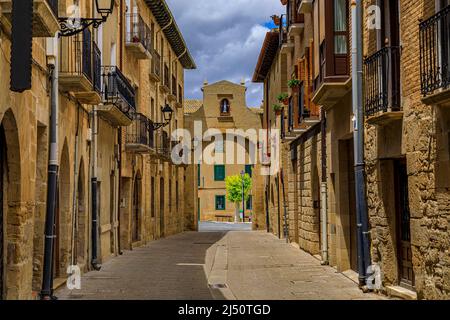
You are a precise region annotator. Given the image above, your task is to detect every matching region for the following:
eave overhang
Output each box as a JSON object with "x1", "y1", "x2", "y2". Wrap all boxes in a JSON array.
[
  {"x1": 144, "y1": 0, "x2": 196, "y2": 69},
  {"x1": 252, "y1": 31, "x2": 280, "y2": 83}
]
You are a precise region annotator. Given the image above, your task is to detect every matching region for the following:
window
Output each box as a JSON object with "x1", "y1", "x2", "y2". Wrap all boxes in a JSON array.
[
  {"x1": 245, "y1": 165, "x2": 253, "y2": 177},
  {"x1": 215, "y1": 139, "x2": 224, "y2": 153},
  {"x1": 246, "y1": 195, "x2": 253, "y2": 210},
  {"x1": 220, "y1": 99, "x2": 230, "y2": 114},
  {"x1": 334, "y1": 0, "x2": 348, "y2": 54},
  {"x1": 214, "y1": 165, "x2": 225, "y2": 181},
  {"x1": 215, "y1": 195, "x2": 226, "y2": 210}
]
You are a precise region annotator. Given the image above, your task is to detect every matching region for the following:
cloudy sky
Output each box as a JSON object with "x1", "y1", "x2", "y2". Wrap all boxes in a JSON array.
[{"x1": 165, "y1": 0, "x2": 284, "y2": 107}]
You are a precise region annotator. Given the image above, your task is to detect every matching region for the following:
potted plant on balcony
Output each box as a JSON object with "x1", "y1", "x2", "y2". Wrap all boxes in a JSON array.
[
  {"x1": 288, "y1": 78, "x2": 301, "y2": 89},
  {"x1": 277, "y1": 93, "x2": 289, "y2": 105},
  {"x1": 132, "y1": 35, "x2": 140, "y2": 43},
  {"x1": 271, "y1": 15, "x2": 281, "y2": 26},
  {"x1": 272, "y1": 104, "x2": 283, "y2": 115},
  {"x1": 280, "y1": 0, "x2": 288, "y2": 5}
]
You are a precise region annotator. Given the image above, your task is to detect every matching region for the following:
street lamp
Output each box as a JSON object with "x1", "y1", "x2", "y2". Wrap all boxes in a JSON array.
[
  {"x1": 240, "y1": 170, "x2": 245, "y2": 223},
  {"x1": 59, "y1": 0, "x2": 115, "y2": 37},
  {"x1": 152, "y1": 104, "x2": 174, "y2": 130}
]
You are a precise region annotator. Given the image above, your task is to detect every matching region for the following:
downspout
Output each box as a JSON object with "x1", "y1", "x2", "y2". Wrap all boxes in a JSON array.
[
  {"x1": 90, "y1": 107, "x2": 101, "y2": 271},
  {"x1": 276, "y1": 174, "x2": 281, "y2": 238},
  {"x1": 40, "y1": 34, "x2": 59, "y2": 300},
  {"x1": 320, "y1": 107, "x2": 329, "y2": 265},
  {"x1": 117, "y1": 129, "x2": 123, "y2": 255},
  {"x1": 351, "y1": 0, "x2": 371, "y2": 287}
]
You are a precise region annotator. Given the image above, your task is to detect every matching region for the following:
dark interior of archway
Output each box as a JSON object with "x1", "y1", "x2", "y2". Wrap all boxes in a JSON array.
[{"x1": 0, "y1": 124, "x2": 5, "y2": 299}]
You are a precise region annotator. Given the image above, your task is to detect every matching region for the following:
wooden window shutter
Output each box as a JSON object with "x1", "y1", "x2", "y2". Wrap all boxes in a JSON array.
[{"x1": 297, "y1": 58, "x2": 306, "y2": 82}]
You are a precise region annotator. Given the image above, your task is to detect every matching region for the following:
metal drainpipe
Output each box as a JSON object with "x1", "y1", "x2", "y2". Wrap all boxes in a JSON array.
[
  {"x1": 40, "y1": 35, "x2": 59, "y2": 300},
  {"x1": 352, "y1": 0, "x2": 371, "y2": 287},
  {"x1": 90, "y1": 107, "x2": 101, "y2": 271},
  {"x1": 320, "y1": 108, "x2": 329, "y2": 265}
]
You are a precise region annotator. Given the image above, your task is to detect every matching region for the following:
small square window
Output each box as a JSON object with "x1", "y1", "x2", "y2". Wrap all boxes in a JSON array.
[
  {"x1": 215, "y1": 195, "x2": 226, "y2": 210},
  {"x1": 214, "y1": 165, "x2": 225, "y2": 181}
]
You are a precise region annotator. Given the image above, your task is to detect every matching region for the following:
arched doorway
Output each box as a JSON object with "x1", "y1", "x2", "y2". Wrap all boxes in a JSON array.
[
  {"x1": 160, "y1": 178, "x2": 165, "y2": 238},
  {"x1": 55, "y1": 141, "x2": 71, "y2": 278},
  {"x1": 0, "y1": 122, "x2": 5, "y2": 299},
  {"x1": 0, "y1": 110, "x2": 21, "y2": 299},
  {"x1": 131, "y1": 173, "x2": 141, "y2": 242},
  {"x1": 74, "y1": 160, "x2": 86, "y2": 267}
]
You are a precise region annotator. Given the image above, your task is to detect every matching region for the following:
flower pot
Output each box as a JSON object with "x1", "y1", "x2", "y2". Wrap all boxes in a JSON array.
[
  {"x1": 273, "y1": 16, "x2": 281, "y2": 26},
  {"x1": 282, "y1": 98, "x2": 289, "y2": 105},
  {"x1": 280, "y1": 0, "x2": 288, "y2": 5},
  {"x1": 275, "y1": 110, "x2": 282, "y2": 116}
]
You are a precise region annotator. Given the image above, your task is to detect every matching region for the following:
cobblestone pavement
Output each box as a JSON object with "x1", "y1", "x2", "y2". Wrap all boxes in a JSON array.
[{"x1": 56, "y1": 223, "x2": 385, "y2": 300}]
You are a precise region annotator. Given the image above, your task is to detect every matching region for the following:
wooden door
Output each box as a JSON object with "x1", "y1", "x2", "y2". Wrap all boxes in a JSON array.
[
  {"x1": 160, "y1": 178, "x2": 165, "y2": 237},
  {"x1": 346, "y1": 139, "x2": 358, "y2": 272},
  {"x1": 395, "y1": 160, "x2": 415, "y2": 289},
  {"x1": 132, "y1": 178, "x2": 139, "y2": 242}
]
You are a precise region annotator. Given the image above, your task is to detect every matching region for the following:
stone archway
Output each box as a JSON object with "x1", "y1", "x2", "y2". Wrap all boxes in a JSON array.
[
  {"x1": 0, "y1": 109, "x2": 22, "y2": 300},
  {"x1": 75, "y1": 159, "x2": 86, "y2": 268},
  {"x1": 55, "y1": 140, "x2": 71, "y2": 278},
  {"x1": 132, "y1": 172, "x2": 142, "y2": 243}
]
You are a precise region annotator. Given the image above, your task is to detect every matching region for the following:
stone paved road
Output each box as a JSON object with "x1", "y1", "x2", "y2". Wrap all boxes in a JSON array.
[{"x1": 56, "y1": 222, "x2": 385, "y2": 300}]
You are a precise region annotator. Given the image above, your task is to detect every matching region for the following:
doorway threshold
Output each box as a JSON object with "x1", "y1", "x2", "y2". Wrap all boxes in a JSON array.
[{"x1": 386, "y1": 285, "x2": 417, "y2": 300}]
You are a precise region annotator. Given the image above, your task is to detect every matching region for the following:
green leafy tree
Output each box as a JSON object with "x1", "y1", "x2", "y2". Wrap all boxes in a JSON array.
[{"x1": 225, "y1": 174, "x2": 252, "y2": 222}]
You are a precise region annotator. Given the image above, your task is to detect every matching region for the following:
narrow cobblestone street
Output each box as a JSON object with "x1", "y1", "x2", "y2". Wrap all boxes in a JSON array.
[{"x1": 56, "y1": 223, "x2": 384, "y2": 300}]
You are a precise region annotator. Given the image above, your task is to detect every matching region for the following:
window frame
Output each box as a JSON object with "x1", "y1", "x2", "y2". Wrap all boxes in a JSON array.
[
  {"x1": 215, "y1": 195, "x2": 226, "y2": 211},
  {"x1": 214, "y1": 165, "x2": 226, "y2": 181},
  {"x1": 220, "y1": 99, "x2": 231, "y2": 115}
]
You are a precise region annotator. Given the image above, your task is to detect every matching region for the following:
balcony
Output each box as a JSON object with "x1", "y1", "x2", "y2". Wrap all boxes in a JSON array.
[
  {"x1": 420, "y1": 5, "x2": 450, "y2": 106},
  {"x1": 125, "y1": 113, "x2": 155, "y2": 154},
  {"x1": 278, "y1": 16, "x2": 294, "y2": 54},
  {"x1": 284, "y1": 92, "x2": 320, "y2": 141},
  {"x1": 0, "y1": 0, "x2": 60, "y2": 37},
  {"x1": 99, "y1": 66, "x2": 136, "y2": 127},
  {"x1": 297, "y1": 0, "x2": 313, "y2": 14},
  {"x1": 288, "y1": 1, "x2": 305, "y2": 37},
  {"x1": 125, "y1": 13, "x2": 152, "y2": 60},
  {"x1": 59, "y1": 29, "x2": 101, "y2": 105},
  {"x1": 364, "y1": 46, "x2": 403, "y2": 125},
  {"x1": 168, "y1": 75, "x2": 177, "y2": 102},
  {"x1": 160, "y1": 64, "x2": 170, "y2": 94},
  {"x1": 156, "y1": 130, "x2": 171, "y2": 161},
  {"x1": 149, "y1": 49, "x2": 161, "y2": 82},
  {"x1": 312, "y1": 44, "x2": 351, "y2": 109}
]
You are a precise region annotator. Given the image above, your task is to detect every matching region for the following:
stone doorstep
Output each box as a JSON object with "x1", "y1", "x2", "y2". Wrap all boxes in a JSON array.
[{"x1": 386, "y1": 286, "x2": 417, "y2": 300}]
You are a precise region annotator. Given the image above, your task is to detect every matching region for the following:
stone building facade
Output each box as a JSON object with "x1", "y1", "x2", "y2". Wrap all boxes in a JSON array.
[
  {"x1": 363, "y1": 0, "x2": 450, "y2": 299},
  {"x1": 255, "y1": 0, "x2": 450, "y2": 300},
  {"x1": 184, "y1": 81, "x2": 265, "y2": 228},
  {"x1": 0, "y1": 0, "x2": 195, "y2": 300}
]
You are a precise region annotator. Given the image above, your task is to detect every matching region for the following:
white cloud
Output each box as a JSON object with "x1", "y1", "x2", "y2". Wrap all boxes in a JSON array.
[{"x1": 165, "y1": 0, "x2": 284, "y2": 107}]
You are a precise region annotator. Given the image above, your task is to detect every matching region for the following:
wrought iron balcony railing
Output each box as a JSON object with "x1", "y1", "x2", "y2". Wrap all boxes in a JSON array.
[
  {"x1": 420, "y1": 5, "x2": 450, "y2": 97},
  {"x1": 126, "y1": 113, "x2": 154, "y2": 150},
  {"x1": 364, "y1": 46, "x2": 401, "y2": 116},
  {"x1": 125, "y1": 13, "x2": 152, "y2": 53},
  {"x1": 157, "y1": 130, "x2": 171, "y2": 159},
  {"x1": 102, "y1": 66, "x2": 136, "y2": 118},
  {"x1": 59, "y1": 28, "x2": 101, "y2": 93}
]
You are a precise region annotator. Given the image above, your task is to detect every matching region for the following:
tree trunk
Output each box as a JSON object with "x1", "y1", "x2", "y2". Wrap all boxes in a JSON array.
[{"x1": 235, "y1": 202, "x2": 240, "y2": 223}]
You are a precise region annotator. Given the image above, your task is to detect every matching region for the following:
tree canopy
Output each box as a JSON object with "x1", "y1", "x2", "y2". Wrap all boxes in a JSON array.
[{"x1": 225, "y1": 174, "x2": 252, "y2": 203}]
